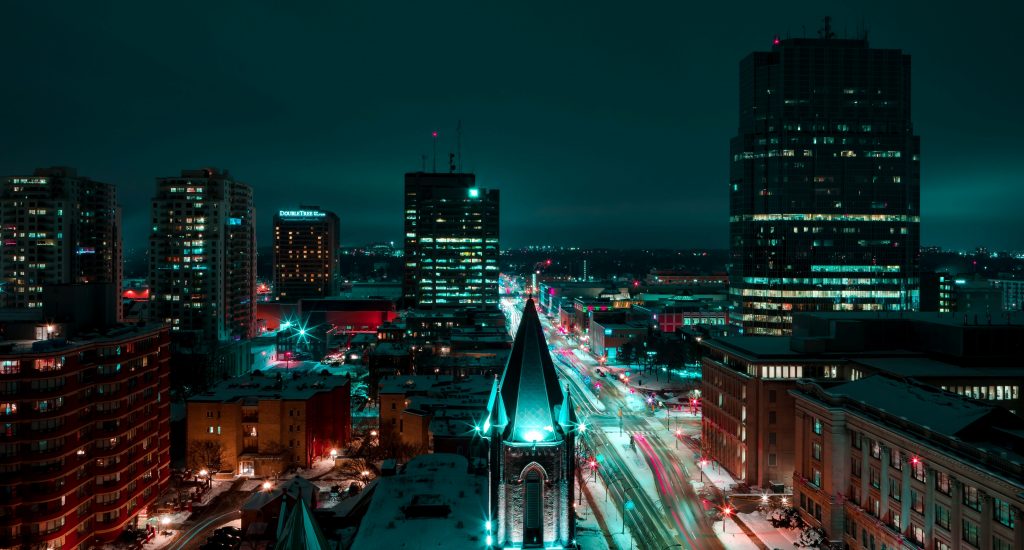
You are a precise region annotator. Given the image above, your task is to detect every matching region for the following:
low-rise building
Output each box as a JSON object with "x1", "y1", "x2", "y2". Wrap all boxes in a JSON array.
[
  {"x1": 792, "y1": 376, "x2": 1024, "y2": 550},
  {"x1": 700, "y1": 311, "x2": 1024, "y2": 489},
  {"x1": 377, "y1": 375, "x2": 491, "y2": 459},
  {"x1": 351, "y1": 454, "x2": 485, "y2": 550},
  {"x1": 187, "y1": 372, "x2": 351, "y2": 477}
]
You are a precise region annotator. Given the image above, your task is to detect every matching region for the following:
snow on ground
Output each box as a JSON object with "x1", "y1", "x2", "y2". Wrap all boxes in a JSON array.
[
  {"x1": 582, "y1": 467, "x2": 637, "y2": 550},
  {"x1": 195, "y1": 479, "x2": 233, "y2": 506},
  {"x1": 601, "y1": 429, "x2": 662, "y2": 513},
  {"x1": 738, "y1": 511, "x2": 802, "y2": 548},
  {"x1": 714, "y1": 518, "x2": 762, "y2": 550}
]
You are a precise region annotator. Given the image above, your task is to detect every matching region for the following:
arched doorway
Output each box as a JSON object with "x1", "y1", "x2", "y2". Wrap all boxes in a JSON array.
[{"x1": 523, "y1": 467, "x2": 544, "y2": 546}]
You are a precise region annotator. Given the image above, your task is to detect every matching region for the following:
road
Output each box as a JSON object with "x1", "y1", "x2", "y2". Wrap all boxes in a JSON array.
[{"x1": 499, "y1": 289, "x2": 722, "y2": 550}]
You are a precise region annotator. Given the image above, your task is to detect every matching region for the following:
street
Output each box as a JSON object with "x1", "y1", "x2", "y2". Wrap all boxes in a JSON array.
[{"x1": 499, "y1": 287, "x2": 722, "y2": 550}]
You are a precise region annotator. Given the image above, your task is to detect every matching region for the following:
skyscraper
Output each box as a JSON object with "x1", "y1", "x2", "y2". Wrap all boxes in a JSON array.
[
  {"x1": 148, "y1": 168, "x2": 256, "y2": 341},
  {"x1": 403, "y1": 171, "x2": 500, "y2": 308},
  {"x1": 729, "y1": 22, "x2": 920, "y2": 335},
  {"x1": 0, "y1": 167, "x2": 122, "y2": 311},
  {"x1": 273, "y1": 207, "x2": 340, "y2": 302}
]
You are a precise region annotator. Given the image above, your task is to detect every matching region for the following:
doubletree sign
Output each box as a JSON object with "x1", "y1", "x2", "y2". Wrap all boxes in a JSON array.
[{"x1": 278, "y1": 210, "x2": 326, "y2": 218}]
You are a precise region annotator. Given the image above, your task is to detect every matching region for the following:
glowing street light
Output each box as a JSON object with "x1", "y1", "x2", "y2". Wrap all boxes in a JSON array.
[
  {"x1": 329, "y1": 449, "x2": 338, "y2": 459},
  {"x1": 262, "y1": 481, "x2": 273, "y2": 491},
  {"x1": 198, "y1": 469, "x2": 208, "y2": 477}
]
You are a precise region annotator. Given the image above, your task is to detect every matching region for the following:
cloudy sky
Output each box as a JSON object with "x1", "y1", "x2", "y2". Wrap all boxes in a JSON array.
[{"x1": 2, "y1": 1, "x2": 1021, "y2": 251}]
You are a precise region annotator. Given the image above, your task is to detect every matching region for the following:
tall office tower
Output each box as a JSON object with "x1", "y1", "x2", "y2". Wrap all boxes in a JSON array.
[
  {"x1": 403, "y1": 171, "x2": 500, "y2": 308},
  {"x1": 273, "y1": 207, "x2": 340, "y2": 302},
  {"x1": 0, "y1": 167, "x2": 122, "y2": 311},
  {"x1": 148, "y1": 168, "x2": 256, "y2": 341},
  {"x1": 729, "y1": 21, "x2": 920, "y2": 335}
]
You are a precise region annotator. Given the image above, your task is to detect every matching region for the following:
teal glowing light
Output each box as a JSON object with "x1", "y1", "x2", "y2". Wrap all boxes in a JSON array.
[
  {"x1": 524, "y1": 430, "x2": 544, "y2": 443},
  {"x1": 468, "y1": 188, "x2": 479, "y2": 198},
  {"x1": 483, "y1": 418, "x2": 490, "y2": 432},
  {"x1": 624, "y1": 500, "x2": 635, "y2": 511}
]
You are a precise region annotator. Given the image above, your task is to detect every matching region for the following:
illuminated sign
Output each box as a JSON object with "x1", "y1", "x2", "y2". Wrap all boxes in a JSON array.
[
  {"x1": 228, "y1": 217, "x2": 242, "y2": 226},
  {"x1": 278, "y1": 210, "x2": 326, "y2": 218},
  {"x1": 75, "y1": 247, "x2": 96, "y2": 255}
]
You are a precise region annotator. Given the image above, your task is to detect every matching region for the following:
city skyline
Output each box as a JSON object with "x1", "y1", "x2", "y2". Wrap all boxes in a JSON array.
[{"x1": 2, "y1": 2, "x2": 1023, "y2": 251}]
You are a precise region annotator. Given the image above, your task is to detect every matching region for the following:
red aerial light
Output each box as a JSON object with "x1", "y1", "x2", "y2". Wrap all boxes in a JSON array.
[
  {"x1": 432, "y1": 131, "x2": 438, "y2": 137},
  {"x1": 773, "y1": 36, "x2": 780, "y2": 45}
]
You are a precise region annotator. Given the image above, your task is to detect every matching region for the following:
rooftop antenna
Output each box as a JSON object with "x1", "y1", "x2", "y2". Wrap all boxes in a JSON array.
[
  {"x1": 819, "y1": 16, "x2": 835, "y2": 39},
  {"x1": 456, "y1": 120, "x2": 463, "y2": 172},
  {"x1": 448, "y1": 152, "x2": 456, "y2": 173},
  {"x1": 431, "y1": 130, "x2": 438, "y2": 173}
]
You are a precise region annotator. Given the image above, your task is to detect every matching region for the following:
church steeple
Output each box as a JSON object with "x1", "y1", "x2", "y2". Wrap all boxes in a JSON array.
[
  {"x1": 487, "y1": 298, "x2": 576, "y2": 549},
  {"x1": 498, "y1": 298, "x2": 565, "y2": 443}
]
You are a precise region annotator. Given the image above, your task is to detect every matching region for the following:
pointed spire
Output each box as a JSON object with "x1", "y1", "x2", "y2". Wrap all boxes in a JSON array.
[
  {"x1": 277, "y1": 496, "x2": 331, "y2": 549},
  {"x1": 499, "y1": 299, "x2": 564, "y2": 443}
]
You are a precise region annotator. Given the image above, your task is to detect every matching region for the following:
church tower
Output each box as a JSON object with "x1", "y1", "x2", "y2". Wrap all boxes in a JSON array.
[{"x1": 485, "y1": 299, "x2": 577, "y2": 548}]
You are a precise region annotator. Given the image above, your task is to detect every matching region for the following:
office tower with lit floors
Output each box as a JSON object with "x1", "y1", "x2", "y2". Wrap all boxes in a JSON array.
[
  {"x1": 403, "y1": 171, "x2": 500, "y2": 308},
  {"x1": 729, "y1": 20, "x2": 920, "y2": 335},
  {"x1": 0, "y1": 167, "x2": 122, "y2": 312},
  {"x1": 273, "y1": 207, "x2": 340, "y2": 302},
  {"x1": 148, "y1": 168, "x2": 256, "y2": 341}
]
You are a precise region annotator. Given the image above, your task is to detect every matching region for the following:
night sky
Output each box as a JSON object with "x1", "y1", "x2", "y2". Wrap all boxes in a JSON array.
[{"x1": 2, "y1": 1, "x2": 1022, "y2": 251}]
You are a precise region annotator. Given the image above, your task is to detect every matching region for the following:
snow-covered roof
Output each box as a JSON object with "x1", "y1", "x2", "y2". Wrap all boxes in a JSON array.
[
  {"x1": 350, "y1": 454, "x2": 486, "y2": 550},
  {"x1": 825, "y1": 376, "x2": 1003, "y2": 437}
]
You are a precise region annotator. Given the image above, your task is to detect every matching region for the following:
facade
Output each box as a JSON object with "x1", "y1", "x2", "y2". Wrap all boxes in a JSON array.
[
  {"x1": 588, "y1": 319, "x2": 649, "y2": 361},
  {"x1": 486, "y1": 299, "x2": 576, "y2": 548},
  {"x1": 792, "y1": 376, "x2": 1024, "y2": 550},
  {"x1": 377, "y1": 374, "x2": 492, "y2": 459},
  {"x1": 0, "y1": 323, "x2": 171, "y2": 548},
  {"x1": 992, "y1": 277, "x2": 1024, "y2": 311},
  {"x1": 148, "y1": 168, "x2": 256, "y2": 342},
  {"x1": 273, "y1": 207, "x2": 340, "y2": 302},
  {"x1": 729, "y1": 27, "x2": 920, "y2": 335},
  {"x1": 403, "y1": 172, "x2": 500, "y2": 308},
  {"x1": 0, "y1": 167, "x2": 122, "y2": 312},
  {"x1": 186, "y1": 372, "x2": 351, "y2": 477}
]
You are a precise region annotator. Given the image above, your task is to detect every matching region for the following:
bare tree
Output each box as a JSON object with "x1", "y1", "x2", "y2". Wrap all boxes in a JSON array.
[{"x1": 188, "y1": 440, "x2": 225, "y2": 471}]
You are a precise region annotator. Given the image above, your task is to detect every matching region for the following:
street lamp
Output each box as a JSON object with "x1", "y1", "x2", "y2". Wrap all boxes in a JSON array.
[
  {"x1": 621, "y1": 486, "x2": 640, "y2": 534},
  {"x1": 262, "y1": 481, "x2": 273, "y2": 491},
  {"x1": 329, "y1": 448, "x2": 338, "y2": 460},
  {"x1": 698, "y1": 458, "x2": 708, "y2": 483},
  {"x1": 674, "y1": 429, "x2": 682, "y2": 449}
]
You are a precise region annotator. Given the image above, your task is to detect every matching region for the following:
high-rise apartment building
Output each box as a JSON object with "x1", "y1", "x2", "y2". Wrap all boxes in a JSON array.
[
  {"x1": 148, "y1": 168, "x2": 256, "y2": 341},
  {"x1": 729, "y1": 22, "x2": 920, "y2": 335},
  {"x1": 273, "y1": 207, "x2": 340, "y2": 302},
  {"x1": 403, "y1": 172, "x2": 499, "y2": 308},
  {"x1": 0, "y1": 319, "x2": 171, "y2": 548},
  {"x1": 0, "y1": 167, "x2": 122, "y2": 311}
]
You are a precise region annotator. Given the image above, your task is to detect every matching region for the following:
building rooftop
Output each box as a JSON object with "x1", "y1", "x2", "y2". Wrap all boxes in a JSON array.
[
  {"x1": 350, "y1": 454, "x2": 486, "y2": 550},
  {"x1": 189, "y1": 371, "x2": 350, "y2": 403},
  {"x1": 825, "y1": 376, "x2": 996, "y2": 437},
  {"x1": 795, "y1": 376, "x2": 1024, "y2": 485},
  {"x1": 0, "y1": 321, "x2": 166, "y2": 356},
  {"x1": 854, "y1": 357, "x2": 1024, "y2": 379}
]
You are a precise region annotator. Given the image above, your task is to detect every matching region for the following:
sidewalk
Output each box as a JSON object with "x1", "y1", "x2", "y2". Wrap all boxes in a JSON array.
[{"x1": 680, "y1": 436, "x2": 802, "y2": 550}]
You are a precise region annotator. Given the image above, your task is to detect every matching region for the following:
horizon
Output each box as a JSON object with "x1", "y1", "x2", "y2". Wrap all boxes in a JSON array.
[{"x1": 3, "y1": 2, "x2": 1023, "y2": 252}]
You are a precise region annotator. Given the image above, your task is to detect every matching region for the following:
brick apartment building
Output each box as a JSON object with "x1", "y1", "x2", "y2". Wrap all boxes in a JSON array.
[{"x1": 187, "y1": 372, "x2": 350, "y2": 477}]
